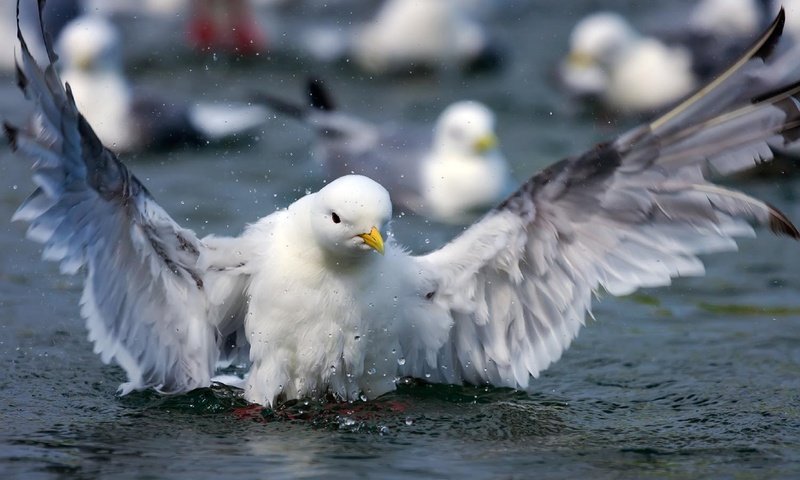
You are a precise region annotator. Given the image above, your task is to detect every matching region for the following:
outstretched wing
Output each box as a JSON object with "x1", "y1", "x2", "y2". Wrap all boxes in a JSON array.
[
  {"x1": 404, "y1": 11, "x2": 800, "y2": 388},
  {"x1": 7, "y1": 1, "x2": 218, "y2": 394}
]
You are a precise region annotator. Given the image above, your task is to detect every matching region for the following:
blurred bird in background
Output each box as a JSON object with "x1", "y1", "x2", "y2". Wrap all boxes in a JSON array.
[
  {"x1": 257, "y1": 79, "x2": 514, "y2": 224},
  {"x1": 53, "y1": 13, "x2": 270, "y2": 153},
  {"x1": 558, "y1": 0, "x2": 773, "y2": 115},
  {"x1": 300, "y1": 0, "x2": 504, "y2": 75}
]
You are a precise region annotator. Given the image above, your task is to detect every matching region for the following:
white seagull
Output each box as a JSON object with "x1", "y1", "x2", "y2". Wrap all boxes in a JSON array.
[
  {"x1": 56, "y1": 13, "x2": 269, "y2": 153},
  {"x1": 8, "y1": 3, "x2": 800, "y2": 407},
  {"x1": 299, "y1": 0, "x2": 502, "y2": 75},
  {"x1": 559, "y1": 11, "x2": 698, "y2": 113},
  {"x1": 350, "y1": 0, "x2": 501, "y2": 75},
  {"x1": 560, "y1": 2, "x2": 777, "y2": 115},
  {"x1": 259, "y1": 79, "x2": 514, "y2": 224}
]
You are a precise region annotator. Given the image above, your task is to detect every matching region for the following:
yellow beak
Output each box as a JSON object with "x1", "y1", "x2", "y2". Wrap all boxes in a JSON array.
[
  {"x1": 76, "y1": 54, "x2": 94, "y2": 71},
  {"x1": 474, "y1": 133, "x2": 498, "y2": 153},
  {"x1": 357, "y1": 226, "x2": 385, "y2": 255},
  {"x1": 567, "y1": 51, "x2": 595, "y2": 69}
]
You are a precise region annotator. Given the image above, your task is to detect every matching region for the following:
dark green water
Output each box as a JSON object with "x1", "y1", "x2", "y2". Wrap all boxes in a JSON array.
[{"x1": 1, "y1": 1, "x2": 800, "y2": 478}]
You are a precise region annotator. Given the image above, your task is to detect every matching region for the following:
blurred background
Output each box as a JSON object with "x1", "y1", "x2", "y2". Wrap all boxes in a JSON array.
[{"x1": 1, "y1": 0, "x2": 800, "y2": 478}]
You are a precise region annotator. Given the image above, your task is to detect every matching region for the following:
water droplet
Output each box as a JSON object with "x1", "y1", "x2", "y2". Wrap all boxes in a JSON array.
[
  {"x1": 367, "y1": 367, "x2": 376, "y2": 375},
  {"x1": 379, "y1": 426, "x2": 390, "y2": 435},
  {"x1": 405, "y1": 417, "x2": 414, "y2": 426},
  {"x1": 330, "y1": 365, "x2": 337, "y2": 374},
  {"x1": 397, "y1": 357, "x2": 406, "y2": 366},
  {"x1": 424, "y1": 373, "x2": 431, "y2": 379},
  {"x1": 354, "y1": 335, "x2": 361, "y2": 341},
  {"x1": 359, "y1": 394, "x2": 367, "y2": 402}
]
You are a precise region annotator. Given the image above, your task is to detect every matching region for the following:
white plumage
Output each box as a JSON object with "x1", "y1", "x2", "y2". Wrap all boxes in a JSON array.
[{"x1": 8, "y1": 3, "x2": 800, "y2": 408}]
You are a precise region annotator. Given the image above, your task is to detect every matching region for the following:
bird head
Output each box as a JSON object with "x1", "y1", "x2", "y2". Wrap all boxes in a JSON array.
[
  {"x1": 57, "y1": 15, "x2": 122, "y2": 72},
  {"x1": 566, "y1": 12, "x2": 638, "y2": 70},
  {"x1": 309, "y1": 175, "x2": 392, "y2": 259},
  {"x1": 433, "y1": 100, "x2": 500, "y2": 159}
]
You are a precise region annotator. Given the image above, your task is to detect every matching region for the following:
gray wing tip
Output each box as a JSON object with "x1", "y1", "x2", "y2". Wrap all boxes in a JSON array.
[
  {"x1": 3, "y1": 122, "x2": 19, "y2": 150},
  {"x1": 767, "y1": 203, "x2": 800, "y2": 240},
  {"x1": 755, "y1": 8, "x2": 785, "y2": 61},
  {"x1": 14, "y1": 60, "x2": 27, "y2": 93}
]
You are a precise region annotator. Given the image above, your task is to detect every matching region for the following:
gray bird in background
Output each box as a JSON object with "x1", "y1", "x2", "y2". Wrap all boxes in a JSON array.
[{"x1": 257, "y1": 79, "x2": 515, "y2": 225}]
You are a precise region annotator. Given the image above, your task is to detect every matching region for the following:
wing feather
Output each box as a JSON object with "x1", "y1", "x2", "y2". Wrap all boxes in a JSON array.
[
  {"x1": 7, "y1": 1, "x2": 233, "y2": 394},
  {"x1": 409, "y1": 10, "x2": 800, "y2": 389}
]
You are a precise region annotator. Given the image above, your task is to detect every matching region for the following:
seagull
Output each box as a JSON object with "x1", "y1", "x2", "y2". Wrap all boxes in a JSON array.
[
  {"x1": 55, "y1": 13, "x2": 269, "y2": 153},
  {"x1": 560, "y1": 3, "x2": 777, "y2": 115},
  {"x1": 352, "y1": 0, "x2": 500, "y2": 74},
  {"x1": 8, "y1": 2, "x2": 800, "y2": 407},
  {"x1": 301, "y1": 0, "x2": 502, "y2": 75},
  {"x1": 559, "y1": 11, "x2": 698, "y2": 114},
  {"x1": 258, "y1": 79, "x2": 514, "y2": 224}
]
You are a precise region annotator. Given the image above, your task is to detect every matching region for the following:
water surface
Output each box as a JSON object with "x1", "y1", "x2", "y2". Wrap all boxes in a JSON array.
[{"x1": 1, "y1": 1, "x2": 800, "y2": 478}]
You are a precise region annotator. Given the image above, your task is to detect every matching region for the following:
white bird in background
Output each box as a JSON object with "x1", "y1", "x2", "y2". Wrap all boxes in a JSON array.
[
  {"x1": 303, "y1": 0, "x2": 502, "y2": 75},
  {"x1": 559, "y1": 11, "x2": 697, "y2": 114},
  {"x1": 258, "y1": 79, "x2": 514, "y2": 224},
  {"x1": 688, "y1": 0, "x2": 763, "y2": 38},
  {"x1": 354, "y1": 0, "x2": 493, "y2": 74},
  {"x1": 8, "y1": 4, "x2": 800, "y2": 407},
  {"x1": 56, "y1": 14, "x2": 269, "y2": 153},
  {"x1": 0, "y1": 0, "x2": 19, "y2": 72}
]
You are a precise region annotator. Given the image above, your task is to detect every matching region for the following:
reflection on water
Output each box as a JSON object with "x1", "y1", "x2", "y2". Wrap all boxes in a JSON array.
[{"x1": 6, "y1": 373, "x2": 799, "y2": 478}]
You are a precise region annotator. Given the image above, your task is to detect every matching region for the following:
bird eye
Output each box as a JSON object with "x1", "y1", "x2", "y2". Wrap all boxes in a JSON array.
[{"x1": 331, "y1": 212, "x2": 341, "y2": 224}]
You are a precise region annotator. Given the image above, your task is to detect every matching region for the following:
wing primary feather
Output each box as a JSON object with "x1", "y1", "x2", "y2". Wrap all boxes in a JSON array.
[
  {"x1": 768, "y1": 204, "x2": 800, "y2": 239},
  {"x1": 655, "y1": 80, "x2": 800, "y2": 150},
  {"x1": 683, "y1": 183, "x2": 800, "y2": 240},
  {"x1": 3, "y1": 122, "x2": 19, "y2": 149},
  {"x1": 649, "y1": 8, "x2": 785, "y2": 132},
  {"x1": 414, "y1": 8, "x2": 798, "y2": 392},
  {"x1": 8, "y1": 0, "x2": 230, "y2": 395}
]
